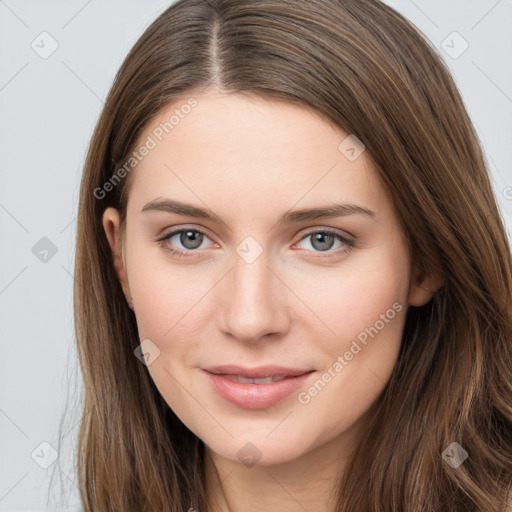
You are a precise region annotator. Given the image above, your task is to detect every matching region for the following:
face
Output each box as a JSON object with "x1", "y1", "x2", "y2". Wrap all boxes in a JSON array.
[{"x1": 103, "y1": 91, "x2": 433, "y2": 466}]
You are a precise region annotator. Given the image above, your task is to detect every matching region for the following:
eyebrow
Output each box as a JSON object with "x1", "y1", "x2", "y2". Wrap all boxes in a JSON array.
[{"x1": 141, "y1": 198, "x2": 376, "y2": 225}]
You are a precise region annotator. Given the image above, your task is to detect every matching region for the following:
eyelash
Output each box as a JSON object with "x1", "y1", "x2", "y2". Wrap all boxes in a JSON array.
[{"x1": 156, "y1": 227, "x2": 357, "y2": 259}]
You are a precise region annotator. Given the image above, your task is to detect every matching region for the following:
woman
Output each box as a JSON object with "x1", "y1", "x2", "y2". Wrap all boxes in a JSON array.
[{"x1": 72, "y1": 0, "x2": 512, "y2": 510}]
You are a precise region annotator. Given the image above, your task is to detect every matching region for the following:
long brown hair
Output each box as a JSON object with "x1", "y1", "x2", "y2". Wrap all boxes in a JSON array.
[{"x1": 69, "y1": 0, "x2": 512, "y2": 510}]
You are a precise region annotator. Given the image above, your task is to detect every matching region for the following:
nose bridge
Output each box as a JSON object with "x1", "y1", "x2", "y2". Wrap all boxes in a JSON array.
[{"x1": 219, "y1": 247, "x2": 288, "y2": 343}]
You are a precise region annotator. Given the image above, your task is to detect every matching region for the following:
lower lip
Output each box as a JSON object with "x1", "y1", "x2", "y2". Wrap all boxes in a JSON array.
[{"x1": 202, "y1": 370, "x2": 315, "y2": 409}]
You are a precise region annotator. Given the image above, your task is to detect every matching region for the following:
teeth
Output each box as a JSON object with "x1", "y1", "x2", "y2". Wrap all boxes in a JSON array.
[{"x1": 222, "y1": 374, "x2": 287, "y2": 384}]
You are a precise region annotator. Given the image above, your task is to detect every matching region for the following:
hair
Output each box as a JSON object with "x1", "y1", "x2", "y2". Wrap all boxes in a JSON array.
[{"x1": 69, "y1": 0, "x2": 512, "y2": 510}]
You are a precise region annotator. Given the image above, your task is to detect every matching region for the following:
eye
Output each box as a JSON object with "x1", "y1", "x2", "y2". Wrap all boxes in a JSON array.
[
  {"x1": 157, "y1": 228, "x2": 215, "y2": 257},
  {"x1": 295, "y1": 229, "x2": 355, "y2": 255}
]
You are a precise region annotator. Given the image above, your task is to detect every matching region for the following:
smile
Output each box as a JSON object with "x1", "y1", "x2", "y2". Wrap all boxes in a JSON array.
[{"x1": 202, "y1": 368, "x2": 315, "y2": 409}]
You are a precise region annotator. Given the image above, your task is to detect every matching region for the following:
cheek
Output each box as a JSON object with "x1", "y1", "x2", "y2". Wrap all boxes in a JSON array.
[
  {"x1": 289, "y1": 242, "x2": 409, "y2": 424},
  {"x1": 291, "y1": 243, "x2": 410, "y2": 356},
  {"x1": 126, "y1": 251, "x2": 211, "y2": 422},
  {"x1": 291, "y1": 262, "x2": 408, "y2": 444},
  {"x1": 127, "y1": 237, "x2": 210, "y2": 339}
]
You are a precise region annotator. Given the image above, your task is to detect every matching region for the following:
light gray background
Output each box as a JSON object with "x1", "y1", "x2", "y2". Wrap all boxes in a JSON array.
[{"x1": 0, "y1": 0, "x2": 511, "y2": 510}]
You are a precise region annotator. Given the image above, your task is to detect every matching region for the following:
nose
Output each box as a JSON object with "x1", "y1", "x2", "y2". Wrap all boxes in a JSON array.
[{"x1": 217, "y1": 252, "x2": 291, "y2": 344}]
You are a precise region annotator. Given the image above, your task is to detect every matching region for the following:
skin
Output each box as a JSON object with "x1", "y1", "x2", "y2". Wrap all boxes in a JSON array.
[{"x1": 102, "y1": 91, "x2": 442, "y2": 512}]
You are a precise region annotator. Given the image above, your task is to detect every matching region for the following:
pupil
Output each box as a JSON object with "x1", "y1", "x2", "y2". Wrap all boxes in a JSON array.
[
  {"x1": 313, "y1": 233, "x2": 334, "y2": 251},
  {"x1": 181, "y1": 230, "x2": 202, "y2": 249}
]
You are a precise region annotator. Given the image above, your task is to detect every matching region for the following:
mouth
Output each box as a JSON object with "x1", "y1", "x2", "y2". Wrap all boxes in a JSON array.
[
  {"x1": 216, "y1": 374, "x2": 291, "y2": 384},
  {"x1": 203, "y1": 364, "x2": 313, "y2": 379},
  {"x1": 202, "y1": 365, "x2": 315, "y2": 409}
]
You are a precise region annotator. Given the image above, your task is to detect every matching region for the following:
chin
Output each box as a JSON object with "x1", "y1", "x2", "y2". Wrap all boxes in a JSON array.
[{"x1": 203, "y1": 431, "x2": 312, "y2": 467}]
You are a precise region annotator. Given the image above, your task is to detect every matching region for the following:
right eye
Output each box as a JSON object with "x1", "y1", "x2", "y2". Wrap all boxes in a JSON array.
[{"x1": 157, "y1": 227, "x2": 216, "y2": 257}]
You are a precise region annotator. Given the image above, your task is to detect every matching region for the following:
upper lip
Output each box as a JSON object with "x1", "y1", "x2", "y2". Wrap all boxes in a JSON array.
[{"x1": 203, "y1": 365, "x2": 314, "y2": 378}]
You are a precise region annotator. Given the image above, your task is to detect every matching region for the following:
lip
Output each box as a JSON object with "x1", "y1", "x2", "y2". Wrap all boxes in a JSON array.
[
  {"x1": 203, "y1": 364, "x2": 313, "y2": 378},
  {"x1": 202, "y1": 366, "x2": 315, "y2": 409}
]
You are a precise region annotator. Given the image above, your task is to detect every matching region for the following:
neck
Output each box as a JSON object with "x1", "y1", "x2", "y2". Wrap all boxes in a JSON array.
[{"x1": 203, "y1": 414, "x2": 368, "y2": 512}]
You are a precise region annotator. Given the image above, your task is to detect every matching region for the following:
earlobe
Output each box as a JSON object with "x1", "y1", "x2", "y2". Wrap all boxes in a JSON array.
[
  {"x1": 102, "y1": 207, "x2": 132, "y2": 305},
  {"x1": 407, "y1": 267, "x2": 444, "y2": 307}
]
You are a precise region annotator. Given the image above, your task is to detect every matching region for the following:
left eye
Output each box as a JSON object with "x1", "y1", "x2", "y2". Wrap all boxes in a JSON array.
[{"x1": 295, "y1": 230, "x2": 354, "y2": 253}]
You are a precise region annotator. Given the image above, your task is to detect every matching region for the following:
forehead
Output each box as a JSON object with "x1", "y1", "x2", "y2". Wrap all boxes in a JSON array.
[{"x1": 125, "y1": 92, "x2": 387, "y2": 218}]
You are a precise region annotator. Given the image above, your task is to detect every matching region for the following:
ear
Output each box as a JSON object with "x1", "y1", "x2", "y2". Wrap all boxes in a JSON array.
[
  {"x1": 102, "y1": 207, "x2": 132, "y2": 307},
  {"x1": 407, "y1": 264, "x2": 444, "y2": 307}
]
